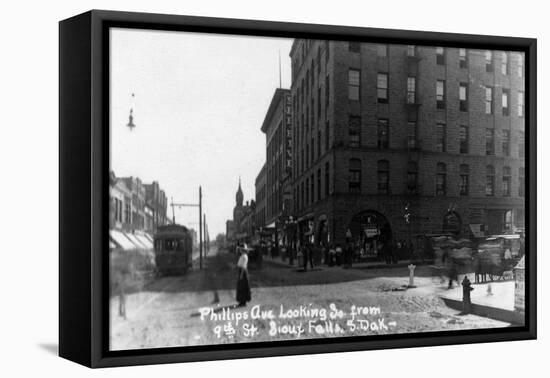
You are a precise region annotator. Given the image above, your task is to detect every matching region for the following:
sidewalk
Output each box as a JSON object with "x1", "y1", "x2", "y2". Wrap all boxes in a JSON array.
[
  {"x1": 262, "y1": 254, "x2": 433, "y2": 270},
  {"x1": 439, "y1": 280, "x2": 524, "y2": 325}
]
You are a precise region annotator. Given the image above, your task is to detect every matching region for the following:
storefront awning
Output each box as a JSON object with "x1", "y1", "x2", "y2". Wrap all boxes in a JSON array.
[
  {"x1": 125, "y1": 233, "x2": 149, "y2": 249},
  {"x1": 110, "y1": 230, "x2": 138, "y2": 250},
  {"x1": 134, "y1": 234, "x2": 154, "y2": 249}
]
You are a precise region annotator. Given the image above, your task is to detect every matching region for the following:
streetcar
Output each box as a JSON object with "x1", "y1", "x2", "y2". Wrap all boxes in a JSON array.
[{"x1": 153, "y1": 224, "x2": 193, "y2": 275}]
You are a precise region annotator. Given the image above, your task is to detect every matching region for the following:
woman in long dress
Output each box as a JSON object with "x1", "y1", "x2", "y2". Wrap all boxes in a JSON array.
[{"x1": 236, "y1": 247, "x2": 251, "y2": 307}]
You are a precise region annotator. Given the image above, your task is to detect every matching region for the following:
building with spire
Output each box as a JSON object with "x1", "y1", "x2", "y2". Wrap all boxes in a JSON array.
[{"x1": 226, "y1": 178, "x2": 254, "y2": 244}]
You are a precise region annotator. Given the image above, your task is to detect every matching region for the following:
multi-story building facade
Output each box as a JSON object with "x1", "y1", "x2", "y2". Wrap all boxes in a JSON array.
[
  {"x1": 255, "y1": 163, "x2": 267, "y2": 229},
  {"x1": 260, "y1": 88, "x2": 293, "y2": 246},
  {"x1": 109, "y1": 171, "x2": 169, "y2": 234},
  {"x1": 289, "y1": 40, "x2": 525, "y2": 251},
  {"x1": 144, "y1": 181, "x2": 168, "y2": 230}
]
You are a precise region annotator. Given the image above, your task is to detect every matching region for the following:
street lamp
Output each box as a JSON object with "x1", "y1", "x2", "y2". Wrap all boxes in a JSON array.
[{"x1": 126, "y1": 92, "x2": 136, "y2": 131}]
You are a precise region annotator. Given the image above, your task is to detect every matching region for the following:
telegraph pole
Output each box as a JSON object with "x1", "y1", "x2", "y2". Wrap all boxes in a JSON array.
[
  {"x1": 204, "y1": 214, "x2": 207, "y2": 256},
  {"x1": 199, "y1": 186, "x2": 203, "y2": 270}
]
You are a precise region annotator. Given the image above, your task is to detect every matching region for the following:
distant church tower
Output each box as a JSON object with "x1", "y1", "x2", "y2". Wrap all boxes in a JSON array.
[
  {"x1": 236, "y1": 177, "x2": 243, "y2": 207},
  {"x1": 233, "y1": 178, "x2": 245, "y2": 234}
]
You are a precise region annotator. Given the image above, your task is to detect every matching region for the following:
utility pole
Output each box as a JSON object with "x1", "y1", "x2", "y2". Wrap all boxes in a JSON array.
[
  {"x1": 199, "y1": 186, "x2": 203, "y2": 270},
  {"x1": 204, "y1": 214, "x2": 207, "y2": 257}
]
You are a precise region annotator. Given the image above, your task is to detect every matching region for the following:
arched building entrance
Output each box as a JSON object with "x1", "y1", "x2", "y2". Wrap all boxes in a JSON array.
[{"x1": 348, "y1": 210, "x2": 392, "y2": 258}]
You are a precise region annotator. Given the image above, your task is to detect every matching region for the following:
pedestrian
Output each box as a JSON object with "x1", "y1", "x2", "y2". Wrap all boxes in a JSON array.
[
  {"x1": 345, "y1": 243, "x2": 354, "y2": 268},
  {"x1": 447, "y1": 255, "x2": 459, "y2": 289},
  {"x1": 236, "y1": 247, "x2": 251, "y2": 307},
  {"x1": 335, "y1": 244, "x2": 343, "y2": 266},
  {"x1": 328, "y1": 245, "x2": 336, "y2": 267},
  {"x1": 308, "y1": 243, "x2": 315, "y2": 269}
]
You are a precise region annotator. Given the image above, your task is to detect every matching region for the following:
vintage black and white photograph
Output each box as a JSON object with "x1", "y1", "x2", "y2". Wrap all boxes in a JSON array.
[{"x1": 108, "y1": 28, "x2": 527, "y2": 351}]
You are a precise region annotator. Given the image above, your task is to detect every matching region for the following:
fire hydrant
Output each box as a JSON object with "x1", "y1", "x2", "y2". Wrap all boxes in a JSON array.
[
  {"x1": 462, "y1": 276, "x2": 474, "y2": 314},
  {"x1": 408, "y1": 264, "x2": 416, "y2": 288}
]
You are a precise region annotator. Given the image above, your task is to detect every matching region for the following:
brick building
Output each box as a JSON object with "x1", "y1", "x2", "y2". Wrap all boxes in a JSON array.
[
  {"x1": 109, "y1": 171, "x2": 169, "y2": 234},
  {"x1": 255, "y1": 163, "x2": 267, "y2": 229},
  {"x1": 289, "y1": 39, "x2": 525, "y2": 251},
  {"x1": 258, "y1": 88, "x2": 293, "y2": 246}
]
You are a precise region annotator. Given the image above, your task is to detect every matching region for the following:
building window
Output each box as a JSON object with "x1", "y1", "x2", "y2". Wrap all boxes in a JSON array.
[
  {"x1": 325, "y1": 162, "x2": 330, "y2": 197},
  {"x1": 318, "y1": 87, "x2": 322, "y2": 118},
  {"x1": 349, "y1": 41, "x2": 360, "y2": 53},
  {"x1": 305, "y1": 177, "x2": 309, "y2": 205},
  {"x1": 377, "y1": 73, "x2": 388, "y2": 103},
  {"x1": 377, "y1": 160, "x2": 389, "y2": 194},
  {"x1": 503, "y1": 166, "x2": 512, "y2": 197},
  {"x1": 459, "y1": 82, "x2": 468, "y2": 111},
  {"x1": 459, "y1": 48, "x2": 468, "y2": 68},
  {"x1": 436, "y1": 80, "x2": 446, "y2": 109},
  {"x1": 436, "y1": 47, "x2": 445, "y2": 65},
  {"x1": 436, "y1": 163, "x2": 447, "y2": 196},
  {"x1": 407, "y1": 77, "x2": 416, "y2": 104},
  {"x1": 486, "y1": 128, "x2": 495, "y2": 155},
  {"x1": 349, "y1": 115, "x2": 361, "y2": 147},
  {"x1": 485, "y1": 50, "x2": 494, "y2": 72},
  {"x1": 459, "y1": 164, "x2": 469, "y2": 196},
  {"x1": 502, "y1": 129, "x2": 511, "y2": 156},
  {"x1": 124, "y1": 201, "x2": 131, "y2": 223},
  {"x1": 317, "y1": 168, "x2": 322, "y2": 200},
  {"x1": 502, "y1": 88, "x2": 510, "y2": 116},
  {"x1": 377, "y1": 44, "x2": 388, "y2": 57},
  {"x1": 325, "y1": 74, "x2": 330, "y2": 106},
  {"x1": 349, "y1": 159, "x2": 361, "y2": 193},
  {"x1": 459, "y1": 125, "x2": 469, "y2": 154},
  {"x1": 518, "y1": 91, "x2": 524, "y2": 117},
  {"x1": 485, "y1": 86, "x2": 493, "y2": 114},
  {"x1": 518, "y1": 54, "x2": 524, "y2": 77},
  {"x1": 518, "y1": 131, "x2": 525, "y2": 157},
  {"x1": 378, "y1": 118, "x2": 389, "y2": 149},
  {"x1": 325, "y1": 121, "x2": 330, "y2": 151},
  {"x1": 348, "y1": 69, "x2": 360, "y2": 101},
  {"x1": 325, "y1": 40, "x2": 330, "y2": 63},
  {"x1": 407, "y1": 45, "x2": 416, "y2": 57},
  {"x1": 317, "y1": 44, "x2": 321, "y2": 74},
  {"x1": 519, "y1": 167, "x2": 525, "y2": 197},
  {"x1": 407, "y1": 121, "x2": 417, "y2": 149},
  {"x1": 436, "y1": 123, "x2": 446, "y2": 152},
  {"x1": 406, "y1": 161, "x2": 418, "y2": 195},
  {"x1": 311, "y1": 173, "x2": 315, "y2": 203},
  {"x1": 501, "y1": 52, "x2": 509, "y2": 75},
  {"x1": 486, "y1": 165, "x2": 495, "y2": 196},
  {"x1": 317, "y1": 129, "x2": 321, "y2": 158}
]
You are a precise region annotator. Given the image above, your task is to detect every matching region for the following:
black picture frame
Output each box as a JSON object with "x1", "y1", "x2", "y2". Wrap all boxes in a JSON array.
[{"x1": 59, "y1": 9, "x2": 537, "y2": 368}]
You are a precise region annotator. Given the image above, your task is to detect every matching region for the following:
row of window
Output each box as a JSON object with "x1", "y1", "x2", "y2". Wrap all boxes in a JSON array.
[
  {"x1": 346, "y1": 160, "x2": 525, "y2": 197},
  {"x1": 346, "y1": 116, "x2": 525, "y2": 157},
  {"x1": 348, "y1": 69, "x2": 525, "y2": 117},
  {"x1": 437, "y1": 47, "x2": 523, "y2": 77},
  {"x1": 348, "y1": 43, "x2": 524, "y2": 79},
  {"x1": 294, "y1": 162, "x2": 330, "y2": 212}
]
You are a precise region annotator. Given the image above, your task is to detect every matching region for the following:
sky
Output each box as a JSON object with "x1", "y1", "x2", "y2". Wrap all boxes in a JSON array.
[{"x1": 110, "y1": 28, "x2": 293, "y2": 238}]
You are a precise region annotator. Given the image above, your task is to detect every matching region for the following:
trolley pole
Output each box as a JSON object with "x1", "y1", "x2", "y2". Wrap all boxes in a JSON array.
[{"x1": 199, "y1": 186, "x2": 203, "y2": 270}]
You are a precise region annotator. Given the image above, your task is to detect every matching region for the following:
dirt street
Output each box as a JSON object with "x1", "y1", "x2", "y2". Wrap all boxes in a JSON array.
[{"x1": 109, "y1": 251, "x2": 509, "y2": 350}]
